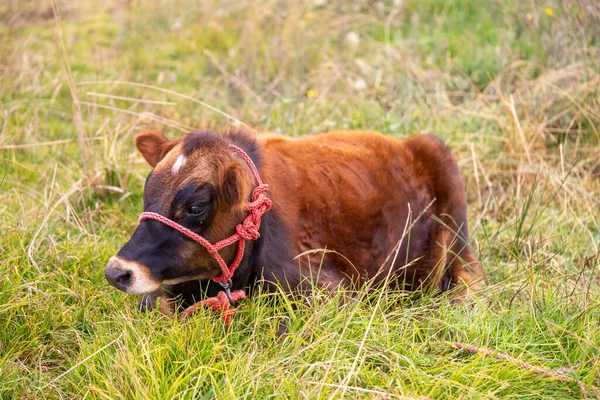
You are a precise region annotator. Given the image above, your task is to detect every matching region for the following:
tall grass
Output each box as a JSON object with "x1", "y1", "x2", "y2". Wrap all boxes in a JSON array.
[{"x1": 1, "y1": 0, "x2": 599, "y2": 398}]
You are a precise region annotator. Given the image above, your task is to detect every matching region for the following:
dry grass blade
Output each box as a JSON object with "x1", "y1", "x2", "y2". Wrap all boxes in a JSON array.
[
  {"x1": 434, "y1": 341, "x2": 600, "y2": 397},
  {"x1": 0, "y1": 137, "x2": 104, "y2": 150},
  {"x1": 37, "y1": 333, "x2": 123, "y2": 392},
  {"x1": 85, "y1": 92, "x2": 177, "y2": 106},
  {"x1": 76, "y1": 80, "x2": 251, "y2": 129},
  {"x1": 50, "y1": 0, "x2": 92, "y2": 180},
  {"x1": 308, "y1": 381, "x2": 430, "y2": 400},
  {"x1": 26, "y1": 177, "x2": 88, "y2": 272}
]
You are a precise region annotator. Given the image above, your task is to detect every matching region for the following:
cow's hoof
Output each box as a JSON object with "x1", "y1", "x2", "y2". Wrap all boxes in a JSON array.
[{"x1": 276, "y1": 318, "x2": 289, "y2": 337}]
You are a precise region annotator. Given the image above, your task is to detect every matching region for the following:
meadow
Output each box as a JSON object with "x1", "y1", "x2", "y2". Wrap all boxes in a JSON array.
[{"x1": 1, "y1": 0, "x2": 599, "y2": 398}]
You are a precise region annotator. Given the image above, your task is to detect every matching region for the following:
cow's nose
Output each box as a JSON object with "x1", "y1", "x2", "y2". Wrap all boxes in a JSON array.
[{"x1": 104, "y1": 257, "x2": 133, "y2": 291}]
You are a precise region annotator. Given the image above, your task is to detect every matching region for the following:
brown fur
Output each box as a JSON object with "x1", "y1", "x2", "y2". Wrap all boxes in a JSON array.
[
  {"x1": 109, "y1": 129, "x2": 484, "y2": 309},
  {"x1": 254, "y1": 130, "x2": 484, "y2": 295}
]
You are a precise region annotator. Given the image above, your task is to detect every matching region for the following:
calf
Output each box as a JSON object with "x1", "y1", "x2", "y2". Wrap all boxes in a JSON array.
[{"x1": 104, "y1": 129, "x2": 484, "y2": 316}]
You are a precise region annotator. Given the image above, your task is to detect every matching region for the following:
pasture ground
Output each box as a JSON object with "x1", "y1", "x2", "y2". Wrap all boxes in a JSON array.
[{"x1": 1, "y1": 0, "x2": 599, "y2": 398}]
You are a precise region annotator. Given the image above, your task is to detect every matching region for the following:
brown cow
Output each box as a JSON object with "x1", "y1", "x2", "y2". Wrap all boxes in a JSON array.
[{"x1": 104, "y1": 129, "x2": 484, "y2": 315}]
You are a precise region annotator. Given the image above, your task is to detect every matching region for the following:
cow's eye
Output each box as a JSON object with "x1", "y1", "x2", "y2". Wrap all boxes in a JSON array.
[{"x1": 188, "y1": 205, "x2": 204, "y2": 215}]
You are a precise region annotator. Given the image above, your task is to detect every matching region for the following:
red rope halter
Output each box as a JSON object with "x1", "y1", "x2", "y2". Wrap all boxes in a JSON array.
[{"x1": 138, "y1": 144, "x2": 272, "y2": 324}]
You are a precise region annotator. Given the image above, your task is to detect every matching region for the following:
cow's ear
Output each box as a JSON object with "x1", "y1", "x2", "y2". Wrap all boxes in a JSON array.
[
  {"x1": 135, "y1": 130, "x2": 170, "y2": 167},
  {"x1": 220, "y1": 163, "x2": 243, "y2": 206}
]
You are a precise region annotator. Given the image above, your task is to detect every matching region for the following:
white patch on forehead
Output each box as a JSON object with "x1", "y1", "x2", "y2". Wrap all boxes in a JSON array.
[{"x1": 172, "y1": 154, "x2": 186, "y2": 175}]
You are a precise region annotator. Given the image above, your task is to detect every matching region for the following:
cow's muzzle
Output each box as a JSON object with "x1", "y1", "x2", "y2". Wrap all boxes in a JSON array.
[{"x1": 104, "y1": 256, "x2": 160, "y2": 294}]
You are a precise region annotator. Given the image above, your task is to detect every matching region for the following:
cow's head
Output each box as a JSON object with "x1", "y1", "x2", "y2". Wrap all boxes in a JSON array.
[{"x1": 104, "y1": 130, "x2": 256, "y2": 294}]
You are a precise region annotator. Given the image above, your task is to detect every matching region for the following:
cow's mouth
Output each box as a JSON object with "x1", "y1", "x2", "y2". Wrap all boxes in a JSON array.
[{"x1": 161, "y1": 271, "x2": 220, "y2": 286}]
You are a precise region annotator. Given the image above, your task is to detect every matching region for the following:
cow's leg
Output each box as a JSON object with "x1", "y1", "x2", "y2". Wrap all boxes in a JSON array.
[
  {"x1": 428, "y1": 226, "x2": 452, "y2": 294},
  {"x1": 138, "y1": 289, "x2": 176, "y2": 316},
  {"x1": 431, "y1": 218, "x2": 484, "y2": 301},
  {"x1": 139, "y1": 280, "x2": 233, "y2": 317},
  {"x1": 450, "y1": 247, "x2": 484, "y2": 302}
]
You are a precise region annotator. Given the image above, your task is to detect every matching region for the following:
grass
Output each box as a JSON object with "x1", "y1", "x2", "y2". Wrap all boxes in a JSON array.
[{"x1": 1, "y1": 0, "x2": 599, "y2": 398}]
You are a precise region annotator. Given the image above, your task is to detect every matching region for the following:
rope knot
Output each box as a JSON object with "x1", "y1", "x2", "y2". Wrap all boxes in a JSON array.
[
  {"x1": 237, "y1": 183, "x2": 272, "y2": 241},
  {"x1": 245, "y1": 184, "x2": 271, "y2": 209},
  {"x1": 236, "y1": 218, "x2": 261, "y2": 240},
  {"x1": 252, "y1": 183, "x2": 270, "y2": 198},
  {"x1": 245, "y1": 185, "x2": 272, "y2": 214}
]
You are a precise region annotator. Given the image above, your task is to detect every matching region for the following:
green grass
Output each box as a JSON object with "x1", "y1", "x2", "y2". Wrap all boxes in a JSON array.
[{"x1": 1, "y1": 0, "x2": 599, "y2": 398}]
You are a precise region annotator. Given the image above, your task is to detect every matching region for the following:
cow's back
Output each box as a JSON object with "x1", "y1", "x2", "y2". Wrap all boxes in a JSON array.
[{"x1": 258, "y1": 131, "x2": 452, "y2": 289}]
